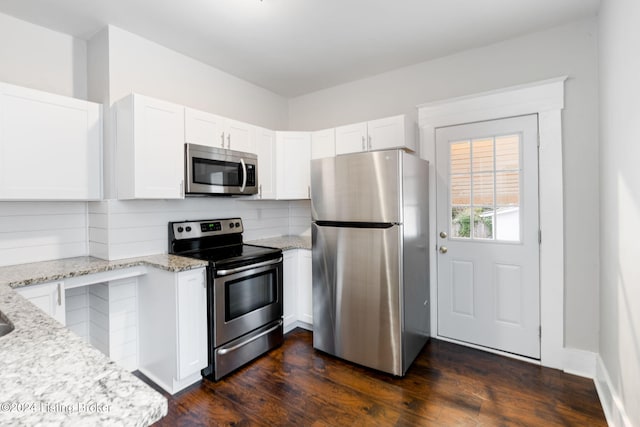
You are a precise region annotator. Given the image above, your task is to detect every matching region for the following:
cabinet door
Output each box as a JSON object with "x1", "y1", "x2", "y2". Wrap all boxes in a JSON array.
[
  {"x1": 0, "y1": 83, "x2": 102, "y2": 200},
  {"x1": 254, "y1": 127, "x2": 276, "y2": 199},
  {"x1": 335, "y1": 121, "x2": 367, "y2": 155},
  {"x1": 311, "y1": 128, "x2": 336, "y2": 159},
  {"x1": 225, "y1": 119, "x2": 255, "y2": 153},
  {"x1": 283, "y1": 251, "x2": 298, "y2": 332},
  {"x1": 275, "y1": 132, "x2": 311, "y2": 199},
  {"x1": 117, "y1": 94, "x2": 185, "y2": 199},
  {"x1": 367, "y1": 115, "x2": 416, "y2": 152},
  {"x1": 185, "y1": 108, "x2": 225, "y2": 148},
  {"x1": 16, "y1": 281, "x2": 65, "y2": 325},
  {"x1": 297, "y1": 250, "x2": 313, "y2": 325},
  {"x1": 176, "y1": 268, "x2": 208, "y2": 380}
]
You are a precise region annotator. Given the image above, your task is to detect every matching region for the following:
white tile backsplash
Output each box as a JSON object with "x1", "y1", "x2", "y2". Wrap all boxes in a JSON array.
[
  {"x1": 89, "y1": 198, "x2": 311, "y2": 260},
  {"x1": 0, "y1": 197, "x2": 312, "y2": 265},
  {"x1": 0, "y1": 201, "x2": 88, "y2": 266}
]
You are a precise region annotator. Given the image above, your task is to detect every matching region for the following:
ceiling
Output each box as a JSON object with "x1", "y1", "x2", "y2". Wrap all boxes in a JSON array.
[{"x1": 0, "y1": 0, "x2": 600, "y2": 97}]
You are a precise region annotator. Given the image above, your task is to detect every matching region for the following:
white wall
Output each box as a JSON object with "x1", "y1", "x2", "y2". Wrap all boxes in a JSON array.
[
  {"x1": 107, "y1": 26, "x2": 288, "y2": 129},
  {"x1": 289, "y1": 19, "x2": 600, "y2": 353},
  {"x1": 0, "y1": 12, "x2": 86, "y2": 99},
  {"x1": 598, "y1": 1, "x2": 640, "y2": 425}
]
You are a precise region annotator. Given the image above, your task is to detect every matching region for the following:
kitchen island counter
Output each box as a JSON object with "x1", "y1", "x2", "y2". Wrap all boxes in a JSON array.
[
  {"x1": 0, "y1": 281, "x2": 167, "y2": 426},
  {"x1": 0, "y1": 254, "x2": 209, "y2": 426}
]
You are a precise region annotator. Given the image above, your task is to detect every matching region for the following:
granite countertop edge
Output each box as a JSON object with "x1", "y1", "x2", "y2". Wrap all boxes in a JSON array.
[
  {"x1": 1, "y1": 254, "x2": 209, "y2": 289},
  {"x1": 246, "y1": 235, "x2": 312, "y2": 251}
]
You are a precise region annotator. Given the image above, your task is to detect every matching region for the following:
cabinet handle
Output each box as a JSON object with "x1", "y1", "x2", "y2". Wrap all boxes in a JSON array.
[
  {"x1": 361, "y1": 136, "x2": 365, "y2": 151},
  {"x1": 227, "y1": 134, "x2": 231, "y2": 149},
  {"x1": 57, "y1": 283, "x2": 62, "y2": 306},
  {"x1": 368, "y1": 135, "x2": 372, "y2": 150},
  {"x1": 220, "y1": 132, "x2": 225, "y2": 148},
  {"x1": 308, "y1": 186, "x2": 310, "y2": 199},
  {"x1": 259, "y1": 184, "x2": 263, "y2": 198}
]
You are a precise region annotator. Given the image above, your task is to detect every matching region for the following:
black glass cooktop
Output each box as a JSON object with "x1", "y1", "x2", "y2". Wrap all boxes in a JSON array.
[{"x1": 186, "y1": 244, "x2": 282, "y2": 269}]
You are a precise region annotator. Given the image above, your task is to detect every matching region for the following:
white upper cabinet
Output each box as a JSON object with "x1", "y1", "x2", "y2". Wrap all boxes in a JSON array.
[
  {"x1": 311, "y1": 128, "x2": 336, "y2": 159},
  {"x1": 275, "y1": 131, "x2": 311, "y2": 200},
  {"x1": 184, "y1": 107, "x2": 225, "y2": 148},
  {"x1": 335, "y1": 122, "x2": 367, "y2": 155},
  {"x1": 0, "y1": 82, "x2": 102, "y2": 200},
  {"x1": 335, "y1": 115, "x2": 416, "y2": 155},
  {"x1": 254, "y1": 127, "x2": 276, "y2": 200},
  {"x1": 184, "y1": 108, "x2": 255, "y2": 153},
  {"x1": 116, "y1": 94, "x2": 185, "y2": 199},
  {"x1": 225, "y1": 118, "x2": 255, "y2": 153}
]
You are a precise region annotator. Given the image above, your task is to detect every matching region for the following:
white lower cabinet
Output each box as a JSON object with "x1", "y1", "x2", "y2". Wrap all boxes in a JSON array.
[
  {"x1": 16, "y1": 281, "x2": 65, "y2": 325},
  {"x1": 297, "y1": 250, "x2": 313, "y2": 326},
  {"x1": 283, "y1": 249, "x2": 313, "y2": 333},
  {"x1": 283, "y1": 251, "x2": 298, "y2": 332},
  {"x1": 137, "y1": 267, "x2": 208, "y2": 394}
]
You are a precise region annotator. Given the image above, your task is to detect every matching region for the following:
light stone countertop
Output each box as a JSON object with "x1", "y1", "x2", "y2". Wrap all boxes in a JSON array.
[
  {"x1": 247, "y1": 235, "x2": 312, "y2": 251},
  {"x1": 0, "y1": 254, "x2": 208, "y2": 426},
  {"x1": 1, "y1": 254, "x2": 208, "y2": 289}
]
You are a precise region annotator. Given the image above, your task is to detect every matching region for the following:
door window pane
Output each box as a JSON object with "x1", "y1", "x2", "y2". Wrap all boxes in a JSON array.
[
  {"x1": 473, "y1": 207, "x2": 494, "y2": 239},
  {"x1": 496, "y1": 135, "x2": 519, "y2": 170},
  {"x1": 472, "y1": 138, "x2": 494, "y2": 172},
  {"x1": 451, "y1": 175, "x2": 471, "y2": 205},
  {"x1": 448, "y1": 133, "x2": 522, "y2": 242},
  {"x1": 472, "y1": 173, "x2": 494, "y2": 206},
  {"x1": 450, "y1": 140, "x2": 471, "y2": 174},
  {"x1": 496, "y1": 172, "x2": 519, "y2": 206},
  {"x1": 452, "y1": 206, "x2": 472, "y2": 238}
]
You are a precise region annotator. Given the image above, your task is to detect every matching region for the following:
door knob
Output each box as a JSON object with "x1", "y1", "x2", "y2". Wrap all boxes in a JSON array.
[
  {"x1": 439, "y1": 231, "x2": 448, "y2": 239},
  {"x1": 439, "y1": 246, "x2": 448, "y2": 254}
]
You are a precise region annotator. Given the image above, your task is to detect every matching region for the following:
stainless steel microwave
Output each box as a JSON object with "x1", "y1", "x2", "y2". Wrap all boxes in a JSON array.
[{"x1": 185, "y1": 143, "x2": 258, "y2": 195}]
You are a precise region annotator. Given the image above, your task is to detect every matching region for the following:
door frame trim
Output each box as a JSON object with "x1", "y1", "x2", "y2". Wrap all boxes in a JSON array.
[{"x1": 418, "y1": 76, "x2": 567, "y2": 370}]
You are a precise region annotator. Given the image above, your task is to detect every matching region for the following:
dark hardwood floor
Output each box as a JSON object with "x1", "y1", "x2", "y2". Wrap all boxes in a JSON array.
[{"x1": 137, "y1": 328, "x2": 606, "y2": 426}]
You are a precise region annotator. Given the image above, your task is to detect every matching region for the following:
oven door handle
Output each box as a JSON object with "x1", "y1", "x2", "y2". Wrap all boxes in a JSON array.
[
  {"x1": 217, "y1": 320, "x2": 283, "y2": 355},
  {"x1": 239, "y1": 158, "x2": 247, "y2": 193},
  {"x1": 216, "y1": 257, "x2": 282, "y2": 277}
]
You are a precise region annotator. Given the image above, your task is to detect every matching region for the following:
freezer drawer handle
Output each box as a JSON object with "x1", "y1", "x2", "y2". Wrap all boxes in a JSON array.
[
  {"x1": 217, "y1": 320, "x2": 283, "y2": 355},
  {"x1": 216, "y1": 257, "x2": 283, "y2": 276}
]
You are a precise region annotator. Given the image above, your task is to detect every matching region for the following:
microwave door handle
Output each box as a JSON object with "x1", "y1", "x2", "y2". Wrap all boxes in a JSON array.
[{"x1": 239, "y1": 158, "x2": 247, "y2": 192}]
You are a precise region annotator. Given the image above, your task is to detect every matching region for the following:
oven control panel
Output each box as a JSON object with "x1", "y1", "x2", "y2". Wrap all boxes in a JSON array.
[{"x1": 171, "y1": 218, "x2": 243, "y2": 239}]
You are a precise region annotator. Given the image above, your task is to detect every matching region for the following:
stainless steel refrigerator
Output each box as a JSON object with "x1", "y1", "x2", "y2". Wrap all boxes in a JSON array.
[{"x1": 311, "y1": 149, "x2": 430, "y2": 376}]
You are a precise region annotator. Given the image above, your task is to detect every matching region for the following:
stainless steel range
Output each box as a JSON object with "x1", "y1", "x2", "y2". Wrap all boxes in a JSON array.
[{"x1": 168, "y1": 218, "x2": 283, "y2": 381}]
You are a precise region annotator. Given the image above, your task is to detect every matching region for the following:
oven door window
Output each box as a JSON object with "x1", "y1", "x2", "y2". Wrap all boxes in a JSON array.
[
  {"x1": 193, "y1": 158, "x2": 242, "y2": 187},
  {"x1": 226, "y1": 269, "x2": 277, "y2": 321}
]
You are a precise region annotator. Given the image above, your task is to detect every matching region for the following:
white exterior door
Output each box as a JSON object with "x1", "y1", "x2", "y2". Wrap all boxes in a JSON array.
[{"x1": 435, "y1": 114, "x2": 540, "y2": 359}]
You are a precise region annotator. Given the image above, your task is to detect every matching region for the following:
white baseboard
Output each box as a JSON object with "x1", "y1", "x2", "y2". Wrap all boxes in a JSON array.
[
  {"x1": 563, "y1": 347, "x2": 597, "y2": 378},
  {"x1": 595, "y1": 355, "x2": 633, "y2": 427}
]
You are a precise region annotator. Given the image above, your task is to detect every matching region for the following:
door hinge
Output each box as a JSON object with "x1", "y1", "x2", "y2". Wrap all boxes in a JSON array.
[
  {"x1": 538, "y1": 229, "x2": 542, "y2": 244},
  {"x1": 539, "y1": 326, "x2": 542, "y2": 339}
]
